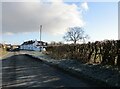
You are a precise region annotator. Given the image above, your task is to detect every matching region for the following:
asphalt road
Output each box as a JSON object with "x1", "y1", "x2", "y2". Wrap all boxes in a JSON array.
[{"x1": 2, "y1": 54, "x2": 97, "y2": 88}]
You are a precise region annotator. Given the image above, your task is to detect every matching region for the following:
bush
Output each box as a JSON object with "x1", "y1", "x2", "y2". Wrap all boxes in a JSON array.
[{"x1": 46, "y1": 40, "x2": 120, "y2": 66}]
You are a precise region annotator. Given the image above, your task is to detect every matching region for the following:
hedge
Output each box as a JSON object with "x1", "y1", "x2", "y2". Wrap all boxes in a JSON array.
[{"x1": 46, "y1": 40, "x2": 120, "y2": 66}]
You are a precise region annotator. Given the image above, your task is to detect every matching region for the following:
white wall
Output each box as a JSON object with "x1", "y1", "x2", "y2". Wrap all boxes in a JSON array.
[{"x1": 20, "y1": 44, "x2": 46, "y2": 51}]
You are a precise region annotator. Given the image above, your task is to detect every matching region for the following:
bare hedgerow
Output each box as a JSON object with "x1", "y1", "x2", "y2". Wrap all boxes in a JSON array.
[{"x1": 46, "y1": 40, "x2": 120, "y2": 66}]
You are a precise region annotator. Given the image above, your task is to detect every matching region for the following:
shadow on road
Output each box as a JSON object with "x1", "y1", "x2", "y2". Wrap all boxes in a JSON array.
[{"x1": 2, "y1": 54, "x2": 99, "y2": 88}]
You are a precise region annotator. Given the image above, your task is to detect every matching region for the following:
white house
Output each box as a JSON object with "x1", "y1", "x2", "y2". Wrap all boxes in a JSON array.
[{"x1": 20, "y1": 40, "x2": 47, "y2": 51}]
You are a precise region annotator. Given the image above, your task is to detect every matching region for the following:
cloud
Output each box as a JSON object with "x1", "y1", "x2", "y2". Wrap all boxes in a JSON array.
[
  {"x1": 81, "y1": 2, "x2": 89, "y2": 11},
  {"x1": 1, "y1": 0, "x2": 41, "y2": 2},
  {"x1": 2, "y1": 1, "x2": 86, "y2": 35},
  {"x1": 5, "y1": 32, "x2": 14, "y2": 35},
  {"x1": 0, "y1": 2, "x2": 2, "y2": 36}
]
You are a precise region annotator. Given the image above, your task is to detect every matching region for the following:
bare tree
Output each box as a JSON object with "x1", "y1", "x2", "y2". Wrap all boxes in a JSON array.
[
  {"x1": 57, "y1": 41, "x2": 64, "y2": 45},
  {"x1": 49, "y1": 41, "x2": 56, "y2": 46},
  {"x1": 63, "y1": 27, "x2": 89, "y2": 44}
]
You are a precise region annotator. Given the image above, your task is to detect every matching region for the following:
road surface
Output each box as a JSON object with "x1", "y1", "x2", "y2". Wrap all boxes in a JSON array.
[{"x1": 2, "y1": 54, "x2": 97, "y2": 88}]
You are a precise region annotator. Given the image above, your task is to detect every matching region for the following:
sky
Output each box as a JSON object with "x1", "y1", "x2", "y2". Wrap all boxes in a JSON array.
[
  {"x1": 118, "y1": 2, "x2": 120, "y2": 39},
  {"x1": 1, "y1": 0, "x2": 119, "y2": 45}
]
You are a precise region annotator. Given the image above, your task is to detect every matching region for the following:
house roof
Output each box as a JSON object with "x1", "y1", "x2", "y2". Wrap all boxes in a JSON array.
[
  {"x1": 22, "y1": 40, "x2": 35, "y2": 45},
  {"x1": 37, "y1": 41, "x2": 46, "y2": 43},
  {"x1": 21, "y1": 40, "x2": 47, "y2": 45}
]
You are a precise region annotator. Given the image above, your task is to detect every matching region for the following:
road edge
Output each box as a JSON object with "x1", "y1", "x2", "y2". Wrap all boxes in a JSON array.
[{"x1": 25, "y1": 54, "x2": 111, "y2": 87}]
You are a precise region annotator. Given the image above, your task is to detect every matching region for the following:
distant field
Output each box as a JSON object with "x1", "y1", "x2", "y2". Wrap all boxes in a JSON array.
[{"x1": 0, "y1": 49, "x2": 8, "y2": 57}]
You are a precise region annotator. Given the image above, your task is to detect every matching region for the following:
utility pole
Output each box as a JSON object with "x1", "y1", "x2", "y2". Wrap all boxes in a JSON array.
[{"x1": 40, "y1": 25, "x2": 42, "y2": 52}]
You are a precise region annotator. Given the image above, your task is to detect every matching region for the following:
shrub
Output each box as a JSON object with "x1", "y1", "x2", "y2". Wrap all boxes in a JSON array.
[{"x1": 46, "y1": 40, "x2": 120, "y2": 66}]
